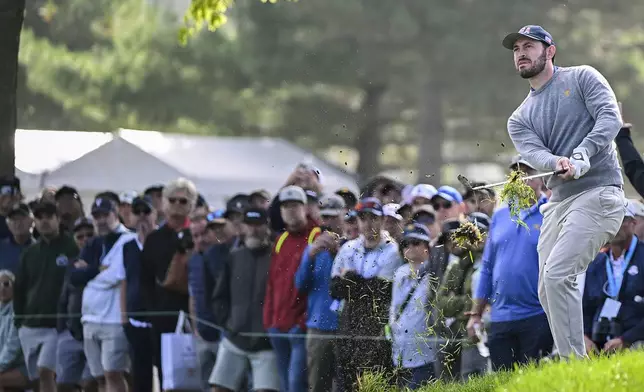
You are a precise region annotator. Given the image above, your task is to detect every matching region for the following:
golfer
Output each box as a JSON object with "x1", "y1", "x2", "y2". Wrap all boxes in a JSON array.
[{"x1": 503, "y1": 25, "x2": 626, "y2": 359}]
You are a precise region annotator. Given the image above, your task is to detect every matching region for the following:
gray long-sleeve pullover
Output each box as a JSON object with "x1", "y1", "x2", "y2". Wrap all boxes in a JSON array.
[{"x1": 507, "y1": 65, "x2": 623, "y2": 202}]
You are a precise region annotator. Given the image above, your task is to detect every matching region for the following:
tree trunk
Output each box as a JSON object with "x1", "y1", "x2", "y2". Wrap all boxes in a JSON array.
[
  {"x1": 0, "y1": 0, "x2": 25, "y2": 176},
  {"x1": 416, "y1": 78, "x2": 445, "y2": 184},
  {"x1": 354, "y1": 84, "x2": 386, "y2": 183}
]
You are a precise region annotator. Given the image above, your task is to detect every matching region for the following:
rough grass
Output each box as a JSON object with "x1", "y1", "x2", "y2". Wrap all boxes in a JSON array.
[{"x1": 358, "y1": 348, "x2": 644, "y2": 392}]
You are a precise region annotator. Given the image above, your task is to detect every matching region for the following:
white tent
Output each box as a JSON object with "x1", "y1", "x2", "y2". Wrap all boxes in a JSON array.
[{"x1": 21, "y1": 129, "x2": 358, "y2": 208}]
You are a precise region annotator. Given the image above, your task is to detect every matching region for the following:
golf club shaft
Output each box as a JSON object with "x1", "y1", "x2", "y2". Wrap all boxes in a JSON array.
[{"x1": 472, "y1": 169, "x2": 566, "y2": 191}]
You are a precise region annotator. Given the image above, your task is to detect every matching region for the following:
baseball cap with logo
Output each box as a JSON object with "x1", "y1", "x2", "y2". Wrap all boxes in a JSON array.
[
  {"x1": 55, "y1": 185, "x2": 81, "y2": 201},
  {"x1": 355, "y1": 197, "x2": 383, "y2": 216},
  {"x1": 432, "y1": 186, "x2": 464, "y2": 204},
  {"x1": 225, "y1": 194, "x2": 250, "y2": 218},
  {"x1": 132, "y1": 196, "x2": 154, "y2": 214},
  {"x1": 91, "y1": 198, "x2": 117, "y2": 215},
  {"x1": 279, "y1": 186, "x2": 307, "y2": 205},
  {"x1": 0, "y1": 175, "x2": 20, "y2": 196},
  {"x1": 32, "y1": 201, "x2": 58, "y2": 217},
  {"x1": 319, "y1": 194, "x2": 346, "y2": 217},
  {"x1": 502, "y1": 25, "x2": 555, "y2": 50},
  {"x1": 243, "y1": 207, "x2": 268, "y2": 225}
]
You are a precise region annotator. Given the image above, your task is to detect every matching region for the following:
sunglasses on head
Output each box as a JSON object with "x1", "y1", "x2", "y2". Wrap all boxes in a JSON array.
[
  {"x1": 168, "y1": 197, "x2": 189, "y2": 205},
  {"x1": 432, "y1": 200, "x2": 453, "y2": 211}
]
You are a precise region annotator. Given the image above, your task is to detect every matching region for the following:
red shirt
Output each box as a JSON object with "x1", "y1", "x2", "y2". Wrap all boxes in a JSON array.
[{"x1": 263, "y1": 222, "x2": 320, "y2": 331}]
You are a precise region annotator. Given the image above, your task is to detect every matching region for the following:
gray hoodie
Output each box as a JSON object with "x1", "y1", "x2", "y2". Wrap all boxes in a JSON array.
[{"x1": 0, "y1": 301, "x2": 23, "y2": 372}]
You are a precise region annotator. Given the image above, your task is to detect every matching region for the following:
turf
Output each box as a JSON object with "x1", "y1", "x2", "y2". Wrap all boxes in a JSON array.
[{"x1": 358, "y1": 348, "x2": 644, "y2": 392}]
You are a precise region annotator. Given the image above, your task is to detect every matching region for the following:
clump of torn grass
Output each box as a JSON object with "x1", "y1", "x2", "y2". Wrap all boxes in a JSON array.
[
  {"x1": 451, "y1": 221, "x2": 484, "y2": 249},
  {"x1": 499, "y1": 170, "x2": 534, "y2": 228}
]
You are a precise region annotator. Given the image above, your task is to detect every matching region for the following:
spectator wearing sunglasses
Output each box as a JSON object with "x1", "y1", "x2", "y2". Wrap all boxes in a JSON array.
[
  {"x1": 140, "y1": 178, "x2": 197, "y2": 386},
  {"x1": 122, "y1": 196, "x2": 158, "y2": 392},
  {"x1": 430, "y1": 186, "x2": 466, "y2": 226},
  {"x1": 411, "y1": 205, "x2": 440, "y2": 241},
  {"x1": 0, "y1": 203, "x2": 35, "y2": 274},
  {"x1": 389, "y1": 224, "x2": 438, "y2": 390}
]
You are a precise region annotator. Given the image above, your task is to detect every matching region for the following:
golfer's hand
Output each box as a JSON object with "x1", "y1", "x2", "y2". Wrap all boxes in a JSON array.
[
  {"x1": 570, "y1": 148, "x2": 591, "y2": 179},
  {"x1": 465, "y1": 313, "x2": 482, "y2": 340},
  {"x1": 556, "y1": 157, "x2": 575, "y2": 180}
]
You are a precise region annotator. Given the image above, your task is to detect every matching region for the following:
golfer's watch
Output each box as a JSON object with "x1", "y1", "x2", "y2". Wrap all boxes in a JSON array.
[{"x1": 572, "y1": 152, "x2": 584, "y2": 161}]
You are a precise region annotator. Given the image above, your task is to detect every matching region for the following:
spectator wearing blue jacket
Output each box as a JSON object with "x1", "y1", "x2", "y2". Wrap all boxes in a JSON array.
[
  {"x1": 583, "y1": 203, "x2": 644, "y2": 353},
  {"x1": 295, "y1": 194, "x2": 344, "y2": 392},
  {"x1": 467, "y1": 157, "x2": 553, "y2": 371},
  {"x1": 187, "y1": 213, "x2": 223, "y2": 391}
]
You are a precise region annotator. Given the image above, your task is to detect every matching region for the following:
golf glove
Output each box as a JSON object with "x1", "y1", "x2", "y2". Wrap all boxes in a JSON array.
[{"x1": 570, "y1": 148, "x2": 590, "y2": 179}]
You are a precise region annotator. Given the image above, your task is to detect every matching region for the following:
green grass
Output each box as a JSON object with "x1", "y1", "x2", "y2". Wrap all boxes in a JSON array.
[{"x1": 358, "y1": 348, "x2": 644, "y2": 392}]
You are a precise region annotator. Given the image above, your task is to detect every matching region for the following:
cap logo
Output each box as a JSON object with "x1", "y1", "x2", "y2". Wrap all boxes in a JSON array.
[
  {"x1": 520, "y1": 26, "x2": 531, "y2": 34},
  {"x1": 95, "y1": 198, "x2": 102, "y2": 206},
  {"x1": 247, "y1": 212, "x2": 261, "y2": 218},
  {"x1": 544, "y1": 36, "x2": 552, "y2": 44}
]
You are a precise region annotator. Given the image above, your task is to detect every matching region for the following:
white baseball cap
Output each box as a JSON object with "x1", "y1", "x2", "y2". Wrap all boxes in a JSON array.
[
  {"x1": 627, "y1": 199, "x2": 644, "y2": 218},
  {"x1": 509, "y1": 154, "x2": 535, "y2": 171},
  {"x1": 410, "y1": 184, "x2": 438, "y2": 202},
  {"x1": 383, "y1": 203, "x2": 403, "y2": 221}
]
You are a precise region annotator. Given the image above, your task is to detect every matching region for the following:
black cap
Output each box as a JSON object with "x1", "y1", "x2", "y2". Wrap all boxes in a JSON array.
[
  {"x1": 7, "y1": 203, "x2": 32, "y2": 218},
  {"x1": 91, "y1": 198, "x2": 117, "y2": 215},
  {"x1": 243, "y1": 207, "x2": 268, "y2": 225},
  {"x1": 0, "y1": 175, "x2": 20, "y2": 196},
  {"x1": 73, "y1": 217, "x2": 94, "y2": 232},
  {"x1": 32, "y1": 201, "x2": 58, "y2": 217},
  {"x1": 94, "y1": 191, "x2": 120, "y2": 206},
  {"x1": 225, "y1": 194, "x2": 250, "y2": 217},
  {"x1": 335, "y1": 188, "x2": 358, "y2": 208},
  {"x1": 132, "y1": 196, "x2": 154, "y2": 211},
  {"x1": 502, "y1": 25, "x2": 555, "y2": 50},
  {"x1": 55, "y1": 185, "x2": 81, "y2": 201},
  {"x1": 143, "y1": 184, "x2": 164, "y2": 195}
]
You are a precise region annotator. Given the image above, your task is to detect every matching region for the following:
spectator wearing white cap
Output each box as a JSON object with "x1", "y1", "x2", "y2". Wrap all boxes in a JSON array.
[
  {"x1": 119, "y1": 191, "x2": 138, "y2": 230},
  {"x1": 264, "y1": 185, "x2": 321, "y2": 392},
  {"x1": 383, "y1": 203, "x2": 404, "y2": 242},
  {"x1": 628, "y1": 199, "x2": 644, "y2": 239},
  {"x1": 409, "y1": 184, "x2": 438, "y2": 207}
]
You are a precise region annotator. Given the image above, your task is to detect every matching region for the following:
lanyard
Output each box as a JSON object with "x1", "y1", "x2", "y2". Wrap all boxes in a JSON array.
[{"x1": 605, "y1": 235, "x2": 637, "y2": 299}]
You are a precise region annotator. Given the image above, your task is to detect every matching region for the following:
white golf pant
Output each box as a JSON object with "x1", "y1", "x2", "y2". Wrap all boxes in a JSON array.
[{"x1": 538, "y1": 186, "x2": 625, "y2": 358}]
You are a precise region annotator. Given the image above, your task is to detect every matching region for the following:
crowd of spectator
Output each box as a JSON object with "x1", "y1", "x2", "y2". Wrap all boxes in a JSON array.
[{"x1": 0, "y1": 153, "x2": 642, "y2": 392}]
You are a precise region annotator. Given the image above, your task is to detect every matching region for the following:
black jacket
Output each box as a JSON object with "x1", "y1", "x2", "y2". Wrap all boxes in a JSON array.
[
  {"x1": 211, "y1": 243, "x2": 273, "y2": 352},
  {"x1": 615, "y1": 127, "x2": 644, "y2": 198}
]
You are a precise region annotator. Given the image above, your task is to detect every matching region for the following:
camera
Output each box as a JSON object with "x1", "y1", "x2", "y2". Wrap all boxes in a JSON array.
[
  {"x1": 591, "y1": 317, "x2": 623, "y2": 345},
  {"x1": 176, "y1": 228, "x2": 194, "y2": 253}
]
